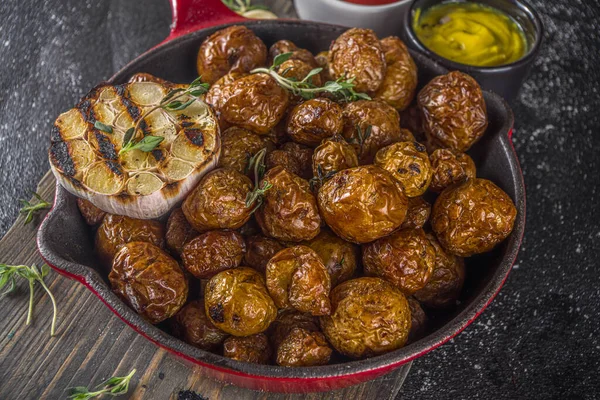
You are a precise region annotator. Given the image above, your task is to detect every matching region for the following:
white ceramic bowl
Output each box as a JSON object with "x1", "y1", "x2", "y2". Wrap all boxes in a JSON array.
[{"x1": 293, "y1": 0, "x2": 412, "y2": 38}]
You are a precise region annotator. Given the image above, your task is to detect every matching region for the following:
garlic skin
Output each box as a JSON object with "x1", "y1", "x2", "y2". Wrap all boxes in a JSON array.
[{"x1": 48, "y1": 75, "x2": 220, "y2": 219}]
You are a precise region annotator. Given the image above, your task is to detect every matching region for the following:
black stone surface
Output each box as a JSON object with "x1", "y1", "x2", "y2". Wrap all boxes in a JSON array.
[{"x1": 0, "y1": 0, "x2": 598, "y2": 399}]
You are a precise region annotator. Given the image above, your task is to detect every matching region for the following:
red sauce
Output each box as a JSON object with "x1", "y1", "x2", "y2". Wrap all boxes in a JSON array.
[{"x1": 341, "y1": 0, "x2": 400, "y2": 5}]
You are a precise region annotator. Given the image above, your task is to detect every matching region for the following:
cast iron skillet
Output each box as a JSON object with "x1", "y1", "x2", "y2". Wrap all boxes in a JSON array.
[{"x1": 37, "y1": 0, "x2": 526, "y2": 393}]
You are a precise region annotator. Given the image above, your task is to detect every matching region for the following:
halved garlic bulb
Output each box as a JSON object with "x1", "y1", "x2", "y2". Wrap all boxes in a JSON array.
[{"x1": 49, "y1": 74, "x2": 220, "y2": 219}]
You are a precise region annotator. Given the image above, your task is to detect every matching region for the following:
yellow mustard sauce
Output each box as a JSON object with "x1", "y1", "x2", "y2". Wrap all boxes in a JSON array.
[{"x1": 413, "y1": 2, "x2": 528, "y2": 67}]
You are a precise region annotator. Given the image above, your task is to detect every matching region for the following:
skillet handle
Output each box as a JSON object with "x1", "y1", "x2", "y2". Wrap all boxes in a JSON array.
[{"x1": 165, "y1": 0, "x2": 247, "y2": 42}]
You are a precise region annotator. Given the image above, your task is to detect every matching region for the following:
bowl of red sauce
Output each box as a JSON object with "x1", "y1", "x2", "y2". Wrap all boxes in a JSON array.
[{"x1": 294, "y1": 0, "x2": 413, "y2": 37}]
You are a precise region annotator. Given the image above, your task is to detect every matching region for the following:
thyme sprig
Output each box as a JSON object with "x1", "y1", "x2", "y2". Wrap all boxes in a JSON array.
[
  {"x1": 19, "y1": 192, "x2": 51, "y2": 225},
  {"x1": 0, "y1": 263, "x2": 57, "y2": 336},
  {"x1": 222, "y1": 0, "x2": 270, "y2": 13},
  {"x1": 118, "y1": 76, "x2": 210, "y2": 155},
  {"x1": 309, "y1": 164, "x2": 337, "y2": 191},
  {"x1": 250, "y1": 52, "x2": 371, "y2": 102},
  {"x1": 244, "y1": 148, "x2": 272, "y2": 214},
  {"x1": 349, "y1": 124, "x2": 373, "y2": 152},
  {"x1": 67, "y1": 369, "x2": 136, "y2": 400}
]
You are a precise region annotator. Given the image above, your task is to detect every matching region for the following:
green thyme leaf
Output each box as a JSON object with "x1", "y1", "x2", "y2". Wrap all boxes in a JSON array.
[
  {"x1": 272, "y1": 52, "x2": 293, "y2": 69},
  {"x1": 94, "y1": 121, "x2": 113, "y2": 134},
  {"x1": 122, "y1": 127, "x2": 135, "y2": 148}
]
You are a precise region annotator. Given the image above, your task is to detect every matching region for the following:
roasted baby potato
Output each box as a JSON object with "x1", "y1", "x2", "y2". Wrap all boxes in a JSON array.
[
  {"x1": 255, "y1": 166, "x2": 321, "y2": 242},
  {"x1": 320, "y1": 277, "x2": 411, "y2": 359},
  {"x1": 204, "y1": 71, "x2": 246, "y2": 130},
  {"x1": 196, "y1": 25, "x2": 267, "y2": 84},
  {"x1": 165, "y1": 208, "x2": 198, "y2": 256},
  {"x1": 431, "y1": 178, "x2": 517, "y2": 256},
  {"x1": 328, "y1": 28, "x2": 386, "y2": 93},
  {"x1": 400, "y1": 197, "x2": 431, "y2": 230},
  {"x1": 223, "y1": 333, "x2": 272, "y2": 364},
  {"x1": 181, "y1": 230, "x2": 246, "y2": 279},
  {"x1": 109, "y1": 242, "x2": 188, "y2": 324},
  {"x1": 265, "y1": 246, "x2": 331, "y2": 316},
  {"x1": 281, "y1": 142, "x2": 314, "y2": 180},
  {"x1": 315, "y1": 51, "x2": 333, "y2": 82},
  {"x1": 216, "y1": 73, "x2": 290, "y2": 134},
  {"x1": 244, "y1": 234, "x2": 285, "y2": 274},
  {"x1": 270, "y1": 310, "x2": 332, "y2": 367},
  {"x1": 204, "y1": 267, "x2": 277, "y2": 336},
  {"x1": 268, "y1": 40, "x2": 317, "y2": 67},
  {"x1": 429, "y1": 148, "x2": 476, "y2": 193},
  {"x1": 182, "y1": 168, "x2": 253, "y2": 232},
  {"x1": 407, "y1": 297, "x2": 427, "y2": 344},
  {"x1": 342, "y1": 100, "x2": 403, "y2": 164},
  {"x1": 318, "y1": 165, "x2": 408, "y2": 244},
  {"x1": 418, "y1": 71, "x2": 488, "y2": 152},
  {"x1": 218, "y1": 126, "x2": 269, "y2": 174},
  {"x1": 277, "y1": 58, "x2": 322, "y2": 87},
  {"x1": 170, "y1": 299, "x2": 228, "y2": 350},
  {"x1": 311, "y1": 134, "x2": 359, "y2": 180},
  {"x1": 265, "y1": 149, "x2": 303, "y2": 177},
  {"x1": 414, "y1": 234, "x2": 465, "y2": 308},
  {"x1": 286, "y1": 98, "x2": 343, "y2": 147},
  {"x1": 363, "y1": 228, "x2": 436, "y2": 295},
  {"x1": 305, "y1": 229, "x2": 359, "y2": 286},
  {"x1": 374, "y1": 141, "x2": 433, "y2": 197},
  {"x1": 77, "y1": 198, "x2": 106, "y2": 226},
  {"x1": 373, "y1": 36, "x2": 418, "y2": 111},
  {"x1": 96, "y1": 214, "x2": 165, "y2": 267}
]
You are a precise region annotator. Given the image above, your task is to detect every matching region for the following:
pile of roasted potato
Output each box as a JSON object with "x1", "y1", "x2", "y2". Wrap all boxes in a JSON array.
[{"x1": 81, "y1": 26, "x2": 517, "y2": 366}]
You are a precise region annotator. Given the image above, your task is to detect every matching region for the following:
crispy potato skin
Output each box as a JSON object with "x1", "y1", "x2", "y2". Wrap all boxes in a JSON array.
[
  {"x1": 318, "y1": 165, "x2": 408, "y2": 244},
  {"x1": 166, "y1": 208, "x2": 198, "y2": 256},
  {"x1": 182, "y1": 168, "x2": 253, "y2": 232},
  {"x1": 414, "y1": 234, "x2": 465, "y2": 308},
  {"x1": 266, "y1": 149, "x2": 303, "y2": 177},
  {"x1": 256, "y1": 166, "x2": 321, "y2": 242},
  {"x1": 312, "y1": 134, "x2": 359, "y2": 178},
  {"x1": 374, "y1": 141, "x2": 433, "y2": 197},
  {"x1": 95, "y1": 214, "x2": 165, "y2": 268},
  {"x1": 286, "y1": 98, "x2": 343, "y2": 147},
  {"x1": 277, "y1": 59, "x2": 322, "y2": 87},
  {"x1": 270, "y1": 310, "x2": 332, "y2": 367},
  {"x1": 418, "y1": 71, "x2": 488, "y2": 152},
  {"x1": 328, "y1": 28, "x2": 386, "y2": 93},
  {"x1": 204, "y1": 267, "x2": 277, "y2": 336},
  {"x1": 170, "y1": 299, "x2": 228, "y2": 350},
  {"x1": 265, "y1": 246, "x2": 331, "y2": 316},
  {"x1": 77, "y1": 198, "x2": 106, "y2": 226},
  {"x1": 407, "y1": 297, "x2": 427, "y2": 344},
  {"x1": 342, "y1": 100, "x2": 402, "y2": 164},
  {"x1": 305, "y1": 229, "x2": 359, "y2": 286},
  {"x1": 320, "y1": 277, "x2": 411, "y2": 359},
  {"x1": 223, "y1": 333, "x2": 272, "y2": 364},
  {"x1": 218, "y1": 126, "x2": 270, "y2": 174},
  {"x1": 205, "y1": 71, "x2": 246, "y2": 130},
  {"x1": 181, "y1": 230, "x2": 246, "y2": 279},
  {"x1": 363, "y1": 228, "x2": 436, "y2": 295},
  {"x1": 281, "y1": 142, "x2": 314, "y2": 179},
  {"x1": 244, "y1": 234, "x2": 285, "y2": 274},
  {"x1": 373, "y1": 37, "x2": 418, "y2": 111},
  {"x1": 429, "y1": 148, "x2": 477, "y2": 193},
  {"x1": 431, "y1": 178, "x2": 517, "y2": 256},
  {"x1": 400, "y1": 196, "x2": 431, "y2": 230},
  {"x1": 109, "y1": 242, "x2": 188, "y2": 324},
  {"x1": 196, "y1": 26, "x2": 267, "y2": 85},
  {"x1": 217, "y1": 73, "x2": 290, "y2": 134},
  {"x1": 268, "y1": 40, "x2": 318, "y2": 67},
  {"x1": 277, "y1": 327, "x2": 332, "y2": 367}
]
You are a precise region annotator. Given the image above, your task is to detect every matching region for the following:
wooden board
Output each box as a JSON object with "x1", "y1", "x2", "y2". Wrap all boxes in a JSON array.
[{"x1": 0, "y1": 171, "x2": 411, "y2": 399}]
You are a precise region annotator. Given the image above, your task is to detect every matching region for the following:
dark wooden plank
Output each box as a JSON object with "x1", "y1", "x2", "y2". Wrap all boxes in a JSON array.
[{"x1": 0, "y1": 171, "x2": 411, "y2": 399}]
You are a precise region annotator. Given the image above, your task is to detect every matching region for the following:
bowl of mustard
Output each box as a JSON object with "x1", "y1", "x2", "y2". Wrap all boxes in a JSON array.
[{"x1": 403, "y1": 0, "x2": 543, "y2": 101}]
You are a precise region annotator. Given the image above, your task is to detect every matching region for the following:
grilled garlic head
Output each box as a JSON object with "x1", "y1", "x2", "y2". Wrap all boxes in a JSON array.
[{"x1": 48, "y1": 74, "x2": 220, "y2": 219}]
